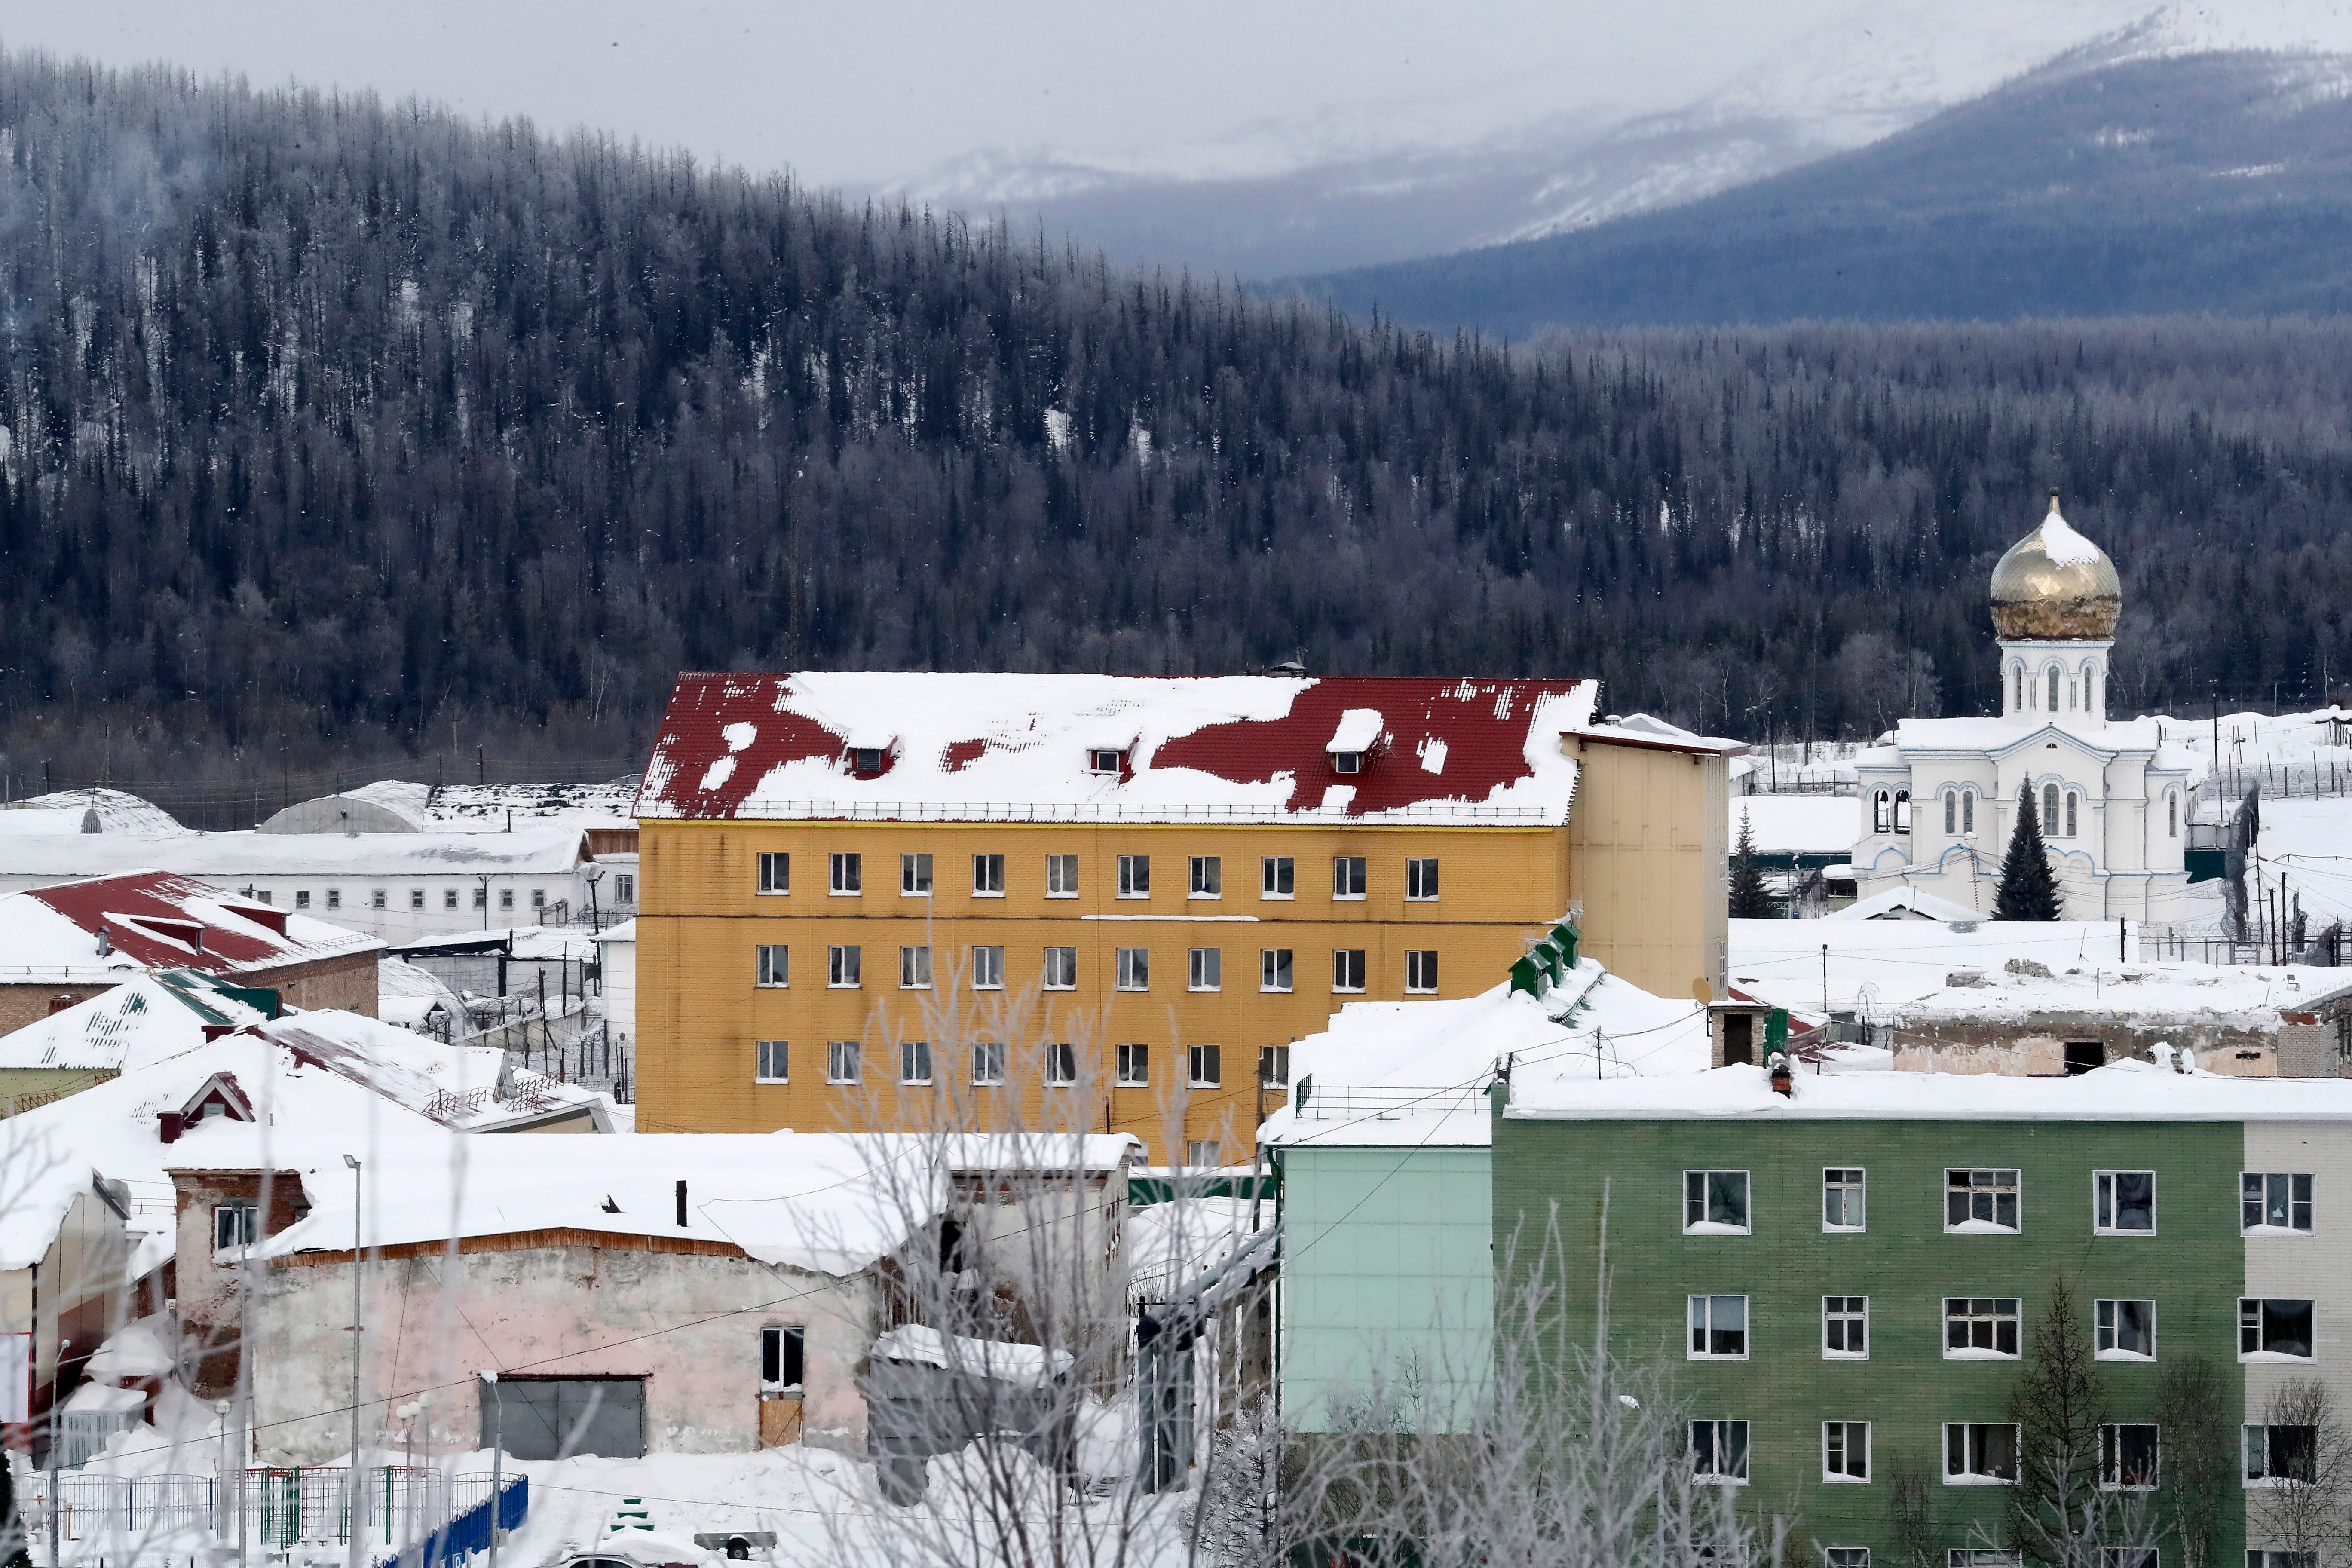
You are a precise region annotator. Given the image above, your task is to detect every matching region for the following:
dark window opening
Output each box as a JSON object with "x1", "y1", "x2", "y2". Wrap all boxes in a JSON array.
[
  {"x1": 2064, "y1": 1041, "x2": 2105, "y2": 1075},
  {"x1": 1722, "y1": 1014, "x2": 1754, "y2": 1066},
  {"x1": 760, "y1": 1326, "x2": 805, "y2": 1390}
]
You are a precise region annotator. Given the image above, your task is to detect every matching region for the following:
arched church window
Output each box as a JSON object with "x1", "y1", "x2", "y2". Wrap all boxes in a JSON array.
[
  {"x1": 2013, "y1": 665, "x2": 2024, "y2": 710},
  {"x1": 2048, "y1": 667, "x2": 2061, "y2": 712},
  {"x1": 1944, "y1": 791, "x2": 1957, "y2": 835},
  {"x1": 1873, "y1": 790, "x2": 1891, "y2": 834},
  {"x1": 2085, "y1": 665, "x2": 2099, "y2": 714},
  {"x1": 1893, "y1": 790, "x2": 1911, "y2": 833},
  {"x1": 2065, "y1": 791, "x2": 2079, "y2": 838},
  {"x1": 2167, "y1": 791, "x2": 2178, "y2": 838},
  {"x1": 2043, "y1": 783, "x2": 2060, "y2": 830},
  {"x1": 1963, "y1": 791, "x2": 1975, "y2": 834}
]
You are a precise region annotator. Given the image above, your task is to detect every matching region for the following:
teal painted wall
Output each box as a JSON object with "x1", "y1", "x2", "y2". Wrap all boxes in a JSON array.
[
  {"x1": 1277, "y1": 1145, "x2": 1493, "y2": 1433},
  {"x1": 1493, "y1": 1113, "x2": 2246, "y2": 1561}
]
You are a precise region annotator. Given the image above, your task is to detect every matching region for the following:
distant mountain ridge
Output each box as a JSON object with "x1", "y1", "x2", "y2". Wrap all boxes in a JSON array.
[{"x1": 1292, "y1": 46, "x2": 2352, "y2": 331}]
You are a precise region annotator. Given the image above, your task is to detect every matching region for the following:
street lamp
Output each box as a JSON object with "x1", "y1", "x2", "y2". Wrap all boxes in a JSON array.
[
  {"x1": 344, "y1": 1154, "x2": 364, "y2": 1568},
  {"x1": 582, "y1": 861, "x2": 606, "y2": 931}
]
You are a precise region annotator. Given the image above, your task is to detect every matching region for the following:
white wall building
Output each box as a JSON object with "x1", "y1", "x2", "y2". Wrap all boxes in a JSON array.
[{"x1": 1851, "y1": 495, "x2": 2198, "y2": 921}]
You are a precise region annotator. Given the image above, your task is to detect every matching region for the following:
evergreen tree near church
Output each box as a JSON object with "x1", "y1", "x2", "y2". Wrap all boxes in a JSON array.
[
  {"x1": 1995, "y1": 785, "x2": 2064, "y2": 921},
  {"x1": 1729, "y1": 809, "x2": 1776, "y2": 919}
]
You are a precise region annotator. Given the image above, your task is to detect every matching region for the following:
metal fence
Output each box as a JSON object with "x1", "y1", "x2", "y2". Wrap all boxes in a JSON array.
[{"x1": 24, "y1": 1468, "x2": 521, "y2": 1557}]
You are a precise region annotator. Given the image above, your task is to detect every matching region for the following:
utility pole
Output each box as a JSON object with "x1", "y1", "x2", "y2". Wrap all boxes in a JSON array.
[
  {"x1": 1821, "y1": 944, "x2": 1830, "y2": 1017},
  {"x1": 481, "y1": 1373, "x2": 504, "y2": 1568},
  {"x1": 344, "y1": 1154, "x2": 364, "y2": 1568}
]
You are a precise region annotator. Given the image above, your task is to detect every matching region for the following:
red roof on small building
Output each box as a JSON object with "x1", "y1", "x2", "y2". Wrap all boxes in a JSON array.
[
  {"x1": 8, "y1": 872, "x2": 381, "y2": 979},
  {"x1": 636, "y1": 673, "x2": 1603, "y2": 824}
]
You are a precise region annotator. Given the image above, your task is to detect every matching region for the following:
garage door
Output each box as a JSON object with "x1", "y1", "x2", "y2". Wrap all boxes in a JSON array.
[{"x1": 487, "y1": 1378, "x2": 645, "y2": 1460}]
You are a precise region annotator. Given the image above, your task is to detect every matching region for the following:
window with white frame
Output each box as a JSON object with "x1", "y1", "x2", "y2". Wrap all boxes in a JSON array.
[
  {"x1": 1824, "y1": 1296, "x2": 1868, "y2": 1358},
  {"x1": 533, "y1": 888, "x2": 548, "y2": 910},
  {"x1": 1824, "y1": 1168, "x2": 1867, "y2": 1231},
  {"x1": 2247, "y1": 1553, "x2": 2316, "y2": 1568},
  {"x1": 1690, "y1": 1420, "x2": 1749, "y2": 1484},
  {"x1": 2100, "y1": 1424, "x2": 2159, "y2": 1490},
  {"x1": 405, "y1": 888, "x2": 421, "y2": 910},
  {"x1": 1259, "y1": 1045, "x2": 1291, "y2": 1086},
  {"x1": 443, "y1": 888, "x2": 458, "y2": 910},
  {"x1": 1824, "y1": 1421, "x2": 1870, "y2": 1483},
  {"x1": 2067, "y1": 790, "x2": 2080, "y2": 838},
  {"x1": 1684, "y1": 1170, "x2": 1750, "y2": 1234},
  {"x1": 1042, "y1": 947, "x2": 1077, "y2": 990},
  {"x1": 1962, "y1": 791, "x2": 1975, "y2": 833},
  {"x1": 1261, "y1": 856, "x2": 1294, "y2": 898},
  {"x1": 1951, "y1": 1554, "x2": 2020, "y2": 1568},
  {"x1": 2096, "y1": 1170, "x2": 2156, "y2": 1234},
  {"x1": 827, "y1": 1041, "x2": 861, "y2": 1084},
  {"x1": 331, "y1": 890, "x2": 345, "y2": 910},
  {"x1": 1261, "y1": 949, "x2": 1293, "y2": 992},
  {"x1": 1687, "y1": 1295, "x2": 1748, "y2": 1358},
  {"x1": 1188, "y1": 1044, "x2": 1221, "y2": 1088},
  {"x1": 614, "y1": 873, "x2": 634, "y2": 903},
  {"x1": 757, "y1": 852, "x2": 789, "y2": 894},
  {"x1": 761, "y1": 1325, "x2": 805, "y2": 1392},
  {"x1": 1945, "y1": 1298, "x2": 2021, "y2": 1358},
  {"x1": 756, "y1": 945, "x2": 789, "y2": 987},
  {"x1": 1116, "y1": 1043, "x2": 1148, "y2": 1086},
  {"x1": 1945, "y1": 1422, "x2": 2020, "y2": 1484},
  {"x1": 828, "y1": 945, "x2": 861, "y2": 987},
  {"x1": 973, "y1": 854, "x2": 1005, "y2": 896},
  {"x1": 214, "y1": 1202, "x2": 259, "y2": 1250},
  {"x1": 2247, "y1": 1424, "x2": 2319, "y2": 1485},
  {"x1": 1873, "y1": 790, "x2": 1893, "y2": 833},
  {"x1": 901, "y1": 853, "x2": 933, "y2": 896},
  {"x1": 2014, "y1": 664, "x2": 2025, "y2": 710},
  {"x1": 971, "y1": 1041, "x2": 1006, "y2": 1086},
  {"x1": 2044, "y1": 782, "x2": 2062, "y2": 832},
  {"x1": 1947, "y1": 1168, "x2": 2021, "y2": 1232},
  {"x1": 1945, "y1": 790, "x2": 1958, "y2": 834},
  {"x1": 1116, "y1": 948, "x2": 1149, "y2": 990},
  {"x1": 1044, "y1": 1043, "x2": 1078, "y2": 1086},
  {"x1": 1333, "y1": 856, "x2": 1366, "y2": 899},
  {"x1": 1088, "y1": 747, "x2": 1122, "y2": 775},
  {"x1": 2240, "y1": 1299, "x2": 2315, "y2": 1360},
  {"x1": 1188, "y1": 948, "x2": 1221, "y2": 991},
  {"x1": 1117, "y1": 854, "x2": 1150, "y2": 897},
  {"x1": 900, "y1": 946, "x2": 933, "y2": 989},
  {"x1": 1189, "y1": 856, "x2": 1222, "y2": 898},
  {"x1": 1405, "y1": 950, "x2": 1438, "y2": 993},
  {"x1": 1047, "y1": 854, "x2": 1079, "y2": 897},
  {"x1": 971, "y1": 946, "x2": 1005, "y2": 990},
  {"x1": 2049, "y1": 667, "x2": 2062, "y2": 711},
  {"x1": 1406, "y1": 858, "x2": 1439, "y2": 900},
  {"x1": 374, "y1": 889, "x2": 389, "y2": 910},
  {"x1": 2167, "y1": 792, "x2": 2178, "y2": 838},
  {"x1": 1332, "y1": 949, "x2": 1366, "y2": 992},
  {"x1": 899, "y1": 1040, "x2": 931, "y2": 1085},
  {"x1": 295, "y1": 891, "x2": 311, "y2": 910},
  {"x1": 1186, "y1": 1139, "x2": 1222, "y2": 1168},
  {"x1": 2096, "y1": 1299, "x2": 2156, "y2": 1360},
  {"x1": 756, "y1": 1040, "x2": 788, "y2": 1083},
  {"x1": 2243, "y1": 1173, "x2": 2314, "y2": 1234},
  {"x1": 499, "y1": 888, "x2": 513, "y2": 910},
  {"x1": 1824, "y1": 1551, "x2": 1870, "y2": 1568},
  {"x1": 830, "y1": 852, "x2": 862, "y2": 894}
]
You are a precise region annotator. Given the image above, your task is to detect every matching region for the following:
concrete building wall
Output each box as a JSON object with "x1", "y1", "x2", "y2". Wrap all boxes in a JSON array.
[
  {"x1": 637, "y1": 819, "x2": 1571, "y2": 1161},
  {"x1": 601, "y1": 934, "x2": 636, "y2": 1045},
  {"x1": 1887, "y1": 1016, "x2": 2282, "y2": 1076},
  {"x1": 0, "y1": 1186, "x2": 135, "y2": 1427},
  {"x1": 249, "y1": 1238, "x2": 889, "y2": 1462},
  {"x1": 1565, "y1": 739, "x2": 1729, "y2": 1004},
  {"x1": 1277, "y1": 1145, "x2": 1491, "y2": 1434}
]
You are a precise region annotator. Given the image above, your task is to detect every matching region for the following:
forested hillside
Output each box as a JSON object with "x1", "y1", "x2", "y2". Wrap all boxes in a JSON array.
[{"x1": 1, "y1": 53, "x2": 2349, "y2": 787}]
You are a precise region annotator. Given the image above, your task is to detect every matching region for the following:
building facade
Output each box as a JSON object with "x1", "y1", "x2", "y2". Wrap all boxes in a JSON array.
[
  {"x1": 631, "y1": 673, "x2": 1739, "y2": 1161},
  {"x1": 1495, "y1": 1064, "x2": 2352, "y2": 1566},
  {"x1": 1851, "y1": 496, "x2": 2197, "y2": 921}
]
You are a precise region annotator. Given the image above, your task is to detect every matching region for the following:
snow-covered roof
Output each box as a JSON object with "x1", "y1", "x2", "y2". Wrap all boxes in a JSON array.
[
  {"x1": 0, "y1": 790, "x2": 191, "y2": 838},
  {"x1": 0, "y1": 826, "x2": 592, "y2": 885},
  {"x1": 1827, "y1": 886, "x2": 1987, "y2": 923},
  {"x1": 394, "y1": 925, "x2": 600, "y2": 962},
  {"x1": 635, "y1": 673, "x2": 1600, "y2": 825},
  {"x1": 871, "y1": 1324, "x2": 1072, "y2": 1386},
  {"x1": 342, "y1": 779, "x2": 639, "y2": 833},
  {"x1": 596, "y1": 919, "x2": 637, "y2": 946},
  {"x1": 1259, "y1": 960, "x2": 1711, "y2": 1149},
  {"x1": 0, "y1": 873, "x2": 381, "y2": 987},
  {"x1": 1508, "y1": 1055, "x2": 2352, "y2": 1122},
  {"x1": 0, "y1": 971, "x2": 272, "y2": 1072},
  {"x1": 1730, "y1": 794, "x2": 1860, "y2": 855},
  {"x1": 1577, "y1": 714, "x2": 1748, "y2": 755},
  {"x1": 253, "y1": 1011, "x2": 605, "y2": 1132}
]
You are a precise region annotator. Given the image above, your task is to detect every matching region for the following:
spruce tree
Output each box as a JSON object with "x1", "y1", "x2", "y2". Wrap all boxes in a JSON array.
[
  {"x1": 1995, "y1": 784, "x2": 2063, "y2": 921},
  {"x1": 1728, "y1": 808, "x2": 1776, "y2": 919}
]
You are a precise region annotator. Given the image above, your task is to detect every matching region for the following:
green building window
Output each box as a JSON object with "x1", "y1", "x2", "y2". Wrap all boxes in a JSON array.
[
  {"x1": 2094, "y1": 1171, "x2": 2156, "y2": 1234},
  {"x1": 1823, "y1": 1421, "x2": 1870, "y2": 1483},
  {"x1": 1687, "y1": 1295, "x2": 1748, "y2": 1359},
  {"x1": 2095, "y1": 1299, "x2": 2156, "y2": 1361},
  {"x1": 1946, "y1": 1169, "x2": 2020, "y2": 1233},
  {"x1": 1823, "y1": 1296, "x2": 1868, "y2": 1358},
  {"x1": 1945, "y1": 1422, "x2": 2020, "y2": 1484},
  {"x1": 1690, "y1": 1419, "x2": 1749, "y2": 1484},
  {"x1": 1684, "y1": 1170, "x2": 1750, "y2": 1234},
  {"x1": 2099, "y1": 1424, "x2": 2159, "y2": 1490},
  {"x1": 1823, "y1": 1169, "x2": 1866, "y2": 1231},
  {"x1": 1945, "y1": 1298, "x2": 2021, "y2": 1359}
]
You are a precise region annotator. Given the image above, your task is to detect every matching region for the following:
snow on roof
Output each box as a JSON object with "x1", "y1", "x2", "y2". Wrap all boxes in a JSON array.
[
  {"x1": 1259, "y1": 960, "x2": 1711, "y2": 1149},
  {"x1": 2038, "y1": 509, "x2": 2104, "y2": 568},
  {"x1": 871, "y1": 1324, "x2": 1072, "y2": 1386},
  {"x1": 1327, "y1": 708, "x2": 1384, "y2": 753},
  {"x1": 0, "y1": 826, "x2": 591, "y2": 884},
  {"x1": 1589, "y1": 714, "x2": 1749, "y2": 755},
  {"x1": 1507, "y1": 1055, "x2": 2352, "y2": 1122},
  {"x1": 0, "y1": 972, "x2": 271, "y2": 1072},
  {"x1": 1730, "y1": 795, "x2": 1860, "y2": 855},
  {"x1": 1827, "y1": 886, "x2": 1988, "y2": 923},
  {"x1": 343, "y1": 779, "x2": 640, "y2": 833},
  {"x1": 1124, "y1": 1197, "x2": 1267, "y2": 1302},
  {"x1": 596, "y1": 919, "x2": 637, "y2": 945},
  {"x1": 635, "y1": 674, "x2": 1599, "y2": 825},
  {"x1": 0, "y1": 873, "x2": 380, "y2": 986},
  {"x1": 254, "y1": 1011, "x2": 602, "y2": 1131},
  {"x1": 394, "y1": 925, "x2": 600, "y2": 962},
  {"x1": 0, "y1": 790, "x2": 191, "y2": 838}
]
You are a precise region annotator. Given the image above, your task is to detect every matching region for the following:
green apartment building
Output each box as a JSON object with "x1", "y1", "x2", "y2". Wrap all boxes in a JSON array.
[{"x1": 1496, "y1": 1058, "x2": 2352, "y2": 1567}]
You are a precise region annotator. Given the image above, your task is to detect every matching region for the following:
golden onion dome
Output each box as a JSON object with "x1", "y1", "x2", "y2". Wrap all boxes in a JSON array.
[{"x1": 1990, "y1": 493, "x2": 2121, "y2": 641}]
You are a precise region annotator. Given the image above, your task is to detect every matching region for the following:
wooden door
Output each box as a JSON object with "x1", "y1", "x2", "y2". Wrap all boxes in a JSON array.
[{"x1": 759, "y1": 1396, "x2": 803, "y2": 1449}]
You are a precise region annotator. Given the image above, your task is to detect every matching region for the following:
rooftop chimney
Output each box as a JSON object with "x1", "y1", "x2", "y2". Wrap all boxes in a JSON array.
[
  {"x1": 675, "y1": 1179, "x2": 688, "y2": 1227},
  {"x1": 159, "y1": 1112, "x2": 184, "y2": 1145},
  {"x1": 1768, "y1": 1053, "x2": 1794, "y2": 1098}
]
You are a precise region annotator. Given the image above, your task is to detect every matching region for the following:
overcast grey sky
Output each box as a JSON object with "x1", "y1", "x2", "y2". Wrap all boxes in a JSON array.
[{"x1": 0, "y1": 0, "x2": 1867, "y2": 187}]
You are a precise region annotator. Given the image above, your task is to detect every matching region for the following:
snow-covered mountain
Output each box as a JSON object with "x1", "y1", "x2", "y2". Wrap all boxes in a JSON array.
[{"x1": 876, "y1": 0, "x2": 2352, "y2": 279}]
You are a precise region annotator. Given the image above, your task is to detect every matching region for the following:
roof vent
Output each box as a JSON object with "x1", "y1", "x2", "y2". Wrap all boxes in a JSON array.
[{"x1": 1263, "y1": 660, "x2": 1308, "y2": 678}]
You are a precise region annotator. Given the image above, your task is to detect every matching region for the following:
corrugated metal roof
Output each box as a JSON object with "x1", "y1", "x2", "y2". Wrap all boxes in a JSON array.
[
  {"x1": 634, "y1": 673, "x2": 1600, "y2": 824},
  {"x1": 15, "y1": 872, "x2": 381, "y2": 975}
]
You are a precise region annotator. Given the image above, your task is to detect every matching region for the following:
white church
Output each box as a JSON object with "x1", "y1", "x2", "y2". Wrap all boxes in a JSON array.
[{"x1": 1849, "y1": 494, "x2": 2199, "y2": 921}]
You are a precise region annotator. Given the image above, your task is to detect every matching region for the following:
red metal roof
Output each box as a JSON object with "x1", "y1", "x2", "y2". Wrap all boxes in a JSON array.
[
  {"x1": 636, "y1": 673, "x2": 1599, "y2": 823},
  {"x1": 23, "y1": 872, "x2": 375, "y2": 975}
]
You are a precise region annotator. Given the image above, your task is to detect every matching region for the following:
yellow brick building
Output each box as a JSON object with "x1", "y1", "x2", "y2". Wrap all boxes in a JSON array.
[{"x1": 631, "y1": 674, "x2": 1737, "y2": 1161}]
